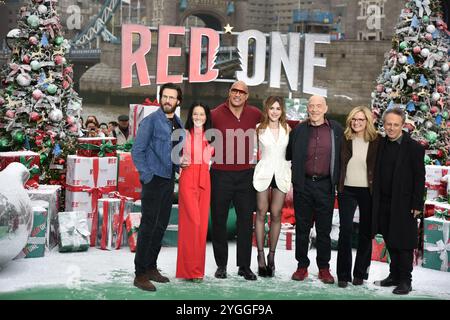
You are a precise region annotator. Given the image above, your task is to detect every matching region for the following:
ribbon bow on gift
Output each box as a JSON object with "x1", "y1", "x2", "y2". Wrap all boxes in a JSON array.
[
  {"x1": 415, "y1": 0, "x2": 431, "y2": 18},
  {"x1": 59, "y1": 213, "x2": 90, "y2": 250},
  {"x1": 77, "y1": 140, "x2": 117, "y2": 157},
  {"x1": 391, "y1": 72, "x2": 407, "y2": 89},
  {"x1": 116, "y1": 139, "x2": 134, "y2": 152},
  {"x1": 142, "y1": 98, "x2": 159, "y2": 106},
  {"x1": 424, "y1": 239, "x2": 450, "y2": 271}
]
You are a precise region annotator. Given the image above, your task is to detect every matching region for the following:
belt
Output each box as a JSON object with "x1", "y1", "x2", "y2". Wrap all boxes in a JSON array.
[{"x1": 306, "y1": 175, "x2": 330, "y2": 181}]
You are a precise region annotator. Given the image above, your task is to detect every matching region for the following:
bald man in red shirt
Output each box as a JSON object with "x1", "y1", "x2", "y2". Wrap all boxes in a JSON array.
[{"x1": 210, "y1": 81, "x2": 262, "y2": 281}]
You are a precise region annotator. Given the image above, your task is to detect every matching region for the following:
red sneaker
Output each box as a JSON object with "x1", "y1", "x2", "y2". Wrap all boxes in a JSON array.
[
  {"x1": 318, "y1": 268, "x2": 335, "y2": 284},
  {"x1": 291, "y1": 268, "x2": 308, "y2": 281}
]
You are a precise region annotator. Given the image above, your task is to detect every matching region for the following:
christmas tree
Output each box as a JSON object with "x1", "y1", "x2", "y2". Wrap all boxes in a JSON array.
[
  {"x1": 371, "y1": 0, "x2": 450, "y2": 165},
  {"x1": 0, "y1": 0, "x2": 82, "y2": 184}
]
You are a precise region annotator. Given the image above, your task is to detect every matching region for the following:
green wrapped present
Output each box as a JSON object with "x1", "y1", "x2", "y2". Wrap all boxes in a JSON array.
[
  {"x1": 434, "y1": 203, "x2": 450, "y2": 220},
  {"x1": 22, "y1": 206, "x2": 48, "y2": 258},
  {"x1": 423, "y1": 217, "x2": 450, "y2": 272},
  {"x1": 58, "y1": 211, "x2": 90, "y2": 253},
  {"x1": 162, "y1": 224, "x2": 178, "y2": 247}
]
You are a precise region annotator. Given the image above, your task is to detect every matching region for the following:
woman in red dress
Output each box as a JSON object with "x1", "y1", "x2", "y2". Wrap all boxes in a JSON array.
[{"x1": 176, "y1": 103, "x2": 213, "y2": 282}]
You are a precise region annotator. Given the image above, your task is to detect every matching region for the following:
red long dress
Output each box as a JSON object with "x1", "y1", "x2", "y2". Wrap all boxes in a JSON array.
[{"x1": 176, "y1": 129, "x2": 213, "y2": 279}]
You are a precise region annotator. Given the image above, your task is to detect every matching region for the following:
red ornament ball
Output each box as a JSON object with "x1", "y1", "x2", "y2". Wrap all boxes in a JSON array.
[
  {"x1": 29, "y1": 36, "x2": 38, "y2": 45},
  {"x1": 413, "y1": 46, "x2": 421, "y2": 54},
  {"x1": 437, "y1": 85, "x2": 445, "y2": 93},
  {"x1": 430, "y1": 106, "x2": 439, "y2": 114},
  {"x1": 54, "y1": 55, "x2": 63, "y2": 65},
  {"x1": 30, "y1": 111, "x2": 40, "y2": 121},
  {"x1": 412, "y1": 94, "x2": 419, "y2": 102},
  {"x1": 22, "y1": 55, "x2": 31, "y2": 64},
  {"x1": 437, "y1": 150, "x2": 443, "y2": 158},
  {"x1": 62, "y1": 80, "x2": 70, "y2": 90},
  {"x1": 5, "y1": 110, "x2": 15, "y2": 118}
]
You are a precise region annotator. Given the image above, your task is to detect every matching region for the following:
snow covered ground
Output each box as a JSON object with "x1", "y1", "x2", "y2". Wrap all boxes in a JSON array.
[{"x1": 0, "y1": 242, "x2": 449, "y2": 300}]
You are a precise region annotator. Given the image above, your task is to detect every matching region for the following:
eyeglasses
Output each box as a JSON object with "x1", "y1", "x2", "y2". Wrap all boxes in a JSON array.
[
  {"x1": 351, "y1": 118, "x2": 367, "y2": 123},
  {"x1": 161, "y1": 95, "x2": 177, "y2": 101},
  {"x1": 230, "y1": 88, "x2": 248, "y2": 95}
]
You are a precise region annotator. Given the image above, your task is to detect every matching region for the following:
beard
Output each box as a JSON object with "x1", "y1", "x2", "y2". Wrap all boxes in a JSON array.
[{"x1": 162, "y1": 102, "x2": 177, "y2": 114}]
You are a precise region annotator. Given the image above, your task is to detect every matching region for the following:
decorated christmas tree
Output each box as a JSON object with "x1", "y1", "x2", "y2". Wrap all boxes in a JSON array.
[
  {"x1": 371, "y1": 0, "x2": 450, "y2": 165},
  {"x1": 0, "y1": 0, "x2": 82, "y2": 184}
]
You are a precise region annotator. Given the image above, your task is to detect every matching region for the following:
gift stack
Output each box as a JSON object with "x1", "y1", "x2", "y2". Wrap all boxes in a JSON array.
[
  {"x1": 26, "y1": 185, "x2": 61, "y2": 249},
  {"x1": 65, "y1": 143, "x2": 118, "y2": 244},
  {"x1": 76, "y1": 137, "x2": 117, "y2": 158},
  {"x1": 423, "y1": 205, "x2": 450, "y2": 272},
  {"x1": 0, "y1": 151, "x2": 40, "y2": 188},
  {"x1": 58, "y1": 211, "x2": 90, "y2": 252}
]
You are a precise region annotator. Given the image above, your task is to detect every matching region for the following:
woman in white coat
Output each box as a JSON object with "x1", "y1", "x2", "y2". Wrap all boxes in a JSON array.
[{"x1": 253, "y1": 96, "x2": 291, "y2": 277}]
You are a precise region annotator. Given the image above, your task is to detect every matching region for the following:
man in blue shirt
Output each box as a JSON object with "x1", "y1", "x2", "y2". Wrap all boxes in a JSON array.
[{"x1": 131, "y1": 83, "x2": 184, "y2": 291}]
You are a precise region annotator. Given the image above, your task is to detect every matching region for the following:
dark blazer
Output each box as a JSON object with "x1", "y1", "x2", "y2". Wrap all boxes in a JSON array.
[
  {"x1": 371, "y1": 133, "x2": 425, "y2": 249},
  {"x1": 286, "y1": 119, "x2": 343, "y2": 192},
  {"x1": 338, "y1": 134, "x2": 380, "y2": 194}
]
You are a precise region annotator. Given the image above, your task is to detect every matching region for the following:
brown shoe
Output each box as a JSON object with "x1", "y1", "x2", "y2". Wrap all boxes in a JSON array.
[
  {"x1": 146, "y1": 268, "x2": 170, "y2": 283},
  {"x1": 133, "y1": 274, "x2": 156, "y2": 291}
]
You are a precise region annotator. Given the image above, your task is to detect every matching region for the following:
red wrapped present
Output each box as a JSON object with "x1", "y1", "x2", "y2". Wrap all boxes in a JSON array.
[
  {"x1": 117, "y1": 151, "x2": 141, "y2": 200},
  {"x1": 77, "y1": 137, "x2": 117, "y2": 157},
  {"x1": 371, "y1": 234, "x2": 390, "y2": 263},
  {"x1": 126, "y1": 212, "x2": 141, "y2": 252},
  {"x1": 0, "y1": 151, "x2": 40, "y2": 188}
]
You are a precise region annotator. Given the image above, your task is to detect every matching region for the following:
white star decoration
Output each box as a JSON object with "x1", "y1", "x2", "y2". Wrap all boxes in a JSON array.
[{"x1": 224, "y1": 24, "x2": 234, "y2": 34}]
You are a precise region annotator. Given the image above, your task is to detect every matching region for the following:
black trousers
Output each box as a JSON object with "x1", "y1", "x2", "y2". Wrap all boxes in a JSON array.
[
  {"x1": 210, "y1": 169, "x2": 256, "y2": 268},
  {"x1": 134, "y1": 175, "x2": 175, "y2": 276},
  {"x1": 337, "y1": 186, "x2": 372, "y2": 281},
  {"x1": 378, "y1": 197, "x2": 414, "y2": 284},
  {"x1": 294, "y1": 177, "x2": 334, "y2": 269}
]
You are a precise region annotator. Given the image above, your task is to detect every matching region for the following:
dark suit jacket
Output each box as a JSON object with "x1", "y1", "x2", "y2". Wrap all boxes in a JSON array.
[
  {"x1": 286, "y1": 119, "x2": 343, "y2": 192},
  {"x1": 338, "y1": 134, "x2": 380, "y2": 194},
  {"x1": 371, "y1": 133, "x2": 425, "y2": 249}
]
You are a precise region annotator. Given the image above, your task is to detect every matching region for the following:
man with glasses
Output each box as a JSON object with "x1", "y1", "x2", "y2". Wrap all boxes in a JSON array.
[
  {"x1": 210, "y1": 80, "x2": 262, "y2": 280},
  {"x1": 372, "y1": 108, "x2": 425, "y2": 295},
  {"x1": 131, "y1": 83, "x2": 184, "y2": 291},
  {"x1": 287, "y1": 95, "x2": 343, "y2": 284}
]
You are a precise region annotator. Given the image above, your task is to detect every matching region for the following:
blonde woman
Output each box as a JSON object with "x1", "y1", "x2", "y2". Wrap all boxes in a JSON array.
[
  {"x1": 253, "y1": 96, "x2": 291, "y2": 277},
  {"x1": 337, "y1": 106, "x2": 380, "y2": 288}
]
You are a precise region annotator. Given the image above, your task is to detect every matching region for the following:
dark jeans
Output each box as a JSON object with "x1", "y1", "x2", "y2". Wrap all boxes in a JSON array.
[
  {"x1": 210, "y1": 169, "x2": 256, "y2": 268},
  {"x1": 337, "y1": 186, "x2": 372, "y2": 281},
  {"x1": 378, "y1": 197, "x2": 413, "y2": 284},
  {"x1": 134, "y1": 175, "x2": 175, "y2": 276},
  {"x1": 294, "y1": 177, "x2": 334, "y2": 269}
]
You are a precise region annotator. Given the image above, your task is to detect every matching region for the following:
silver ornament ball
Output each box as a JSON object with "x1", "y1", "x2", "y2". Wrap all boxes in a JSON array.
[{"x1": 49, "y1": 108, "x2": 63, "y2": 122}]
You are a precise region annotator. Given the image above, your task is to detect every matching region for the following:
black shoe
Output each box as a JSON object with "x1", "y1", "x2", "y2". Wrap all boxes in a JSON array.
[
  {"x1": 214, "y1": 266, "x2": 227, "y2": 279},
  {"x1": 393, "y1": 282, "x2": 412, "y2": 295},
  {"x1": 238, "y1": 267, "x2": 257, "y2": 280},
  {"x1": 375, "y1": 275, "x2": 400, "y2": 287},
  {"x1": 338, "y1": 281, "x2": 348, "y2": 288},
  {"x1": 352, "y1": 277, "x2": 364, "y2": 286},
  {"x1": 257, "y1": 250, "x2": 267, "y2": 277}
]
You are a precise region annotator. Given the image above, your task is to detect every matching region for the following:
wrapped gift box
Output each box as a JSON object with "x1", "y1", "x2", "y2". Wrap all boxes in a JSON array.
[
  {"x1": 132, "y1": 200, "x2": 141, "y2": 213},
  {"x1": 423, "y1": 217, "x2": 450, "y2": 272},
  {"x1": 0, "y1": 151, "x2": 40, "y2": 187},
  {"x1": 117, "y1": 151, "x2": 141, "y2": 200},
  {"x1": 19, "y1": 206, "x2": 48, "y2": 258},
  {"x1": 434, "y1": 203, "x2": 450, "y2": 221},
  {"x1": 278, "y1": 226, "x2": 295, "y2": 250},
  {"x1": 126, "y1": 212, "x2": 141, "y2": 252},
  {"x1": 26, "y1": 185, "x2": 61, "y2": 249},
  {"x1": 58, "y1": 211, "x2": 90, "y2": 253},
  {"x1": 425, "y1": 165, "x2": 449, "y2": 200},
  {"x1": 371, "y1": 234, "x2": 390, "y2": 263},
  {"x1": 97, "y1": 198, "x2": 124, "y2": 250},
  {"x1": 65, "y1": 155, "x2": 117, "y2": 244},
  {"x1": 162, "y1": 224, "x2": 178, "y2": 247},
  {"x1": 129, "y1": 103, "x2": 180, "y2": 138},
  {"x1": 77, "y1": 137, "x2": 117, "y2": 157}
]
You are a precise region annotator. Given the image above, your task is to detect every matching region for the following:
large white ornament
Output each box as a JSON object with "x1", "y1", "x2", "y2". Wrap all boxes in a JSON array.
[
  {"x1": 426, "y1": 25, "x2": 436, "y2": 33},
  {"x1": 442, "y1": 63, "x2": 449, "y2": 73},
  {"x1": 38, "y1": 5, "x2": 48, "y2": 14},
  {"x1": 16, "y1": 73, "x2": 31, "y2": 87},
  {"x1": 49, "y1": 108, "x2": 63, "y2": 122},
  {"x1": 432, "y1": 92, "x2": 441, "y2": 102},
  {"x1": 0, "y1": 162, "x2": 33, "y2": 269},
  {"x1": 420, "y1": 48, "x2": 430, "y2": 57}
]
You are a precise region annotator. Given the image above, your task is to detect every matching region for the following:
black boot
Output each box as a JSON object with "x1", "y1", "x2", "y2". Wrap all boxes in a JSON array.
[
  {"x1": 266, "y1": 250, "x2": 275, "y2": 277},
  {"x1": 393, "y1": 282, "x2": 412, "y2": 295},
  {"x1": 375, "y1": 274, "x2": 399, "y2": 287},
  {"x1": 257, "y1": 250, "x2": 267, "y2": 277}
]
